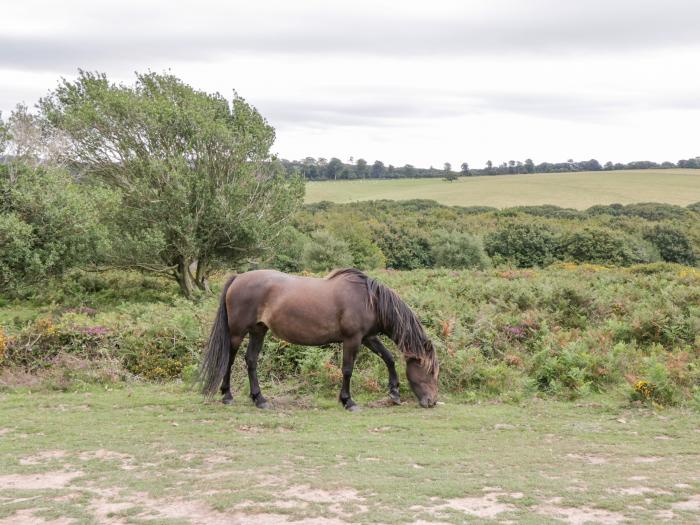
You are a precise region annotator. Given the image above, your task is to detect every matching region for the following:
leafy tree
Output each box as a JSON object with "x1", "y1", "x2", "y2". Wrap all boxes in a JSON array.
[
  {"x1": 460, "y1": 162, "x2": 470, "y2": 176},
  {"x1": 371, "y1": 160, "x2": 386, "y2": 179},
  {"x1": 0, "y1": 163, "x2": 113, "y2": 293},
  {"x1": 0, "y1": 111, "x2": 8, "y2": 154},
  {"x1": 41, "y1": 71, "x2": 303, "y2": 297},
  {"x1": 355, "y1": 158, "x2": 368, "y2": 179}
]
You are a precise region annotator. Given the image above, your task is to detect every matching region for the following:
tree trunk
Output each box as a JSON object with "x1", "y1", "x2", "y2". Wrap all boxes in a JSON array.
[
  {"x1": 192, "y1": 259, "x2": 212, "y2": 293},
  {"x1": 175, "y1": 258, "x2": 196, "y2": 299}
]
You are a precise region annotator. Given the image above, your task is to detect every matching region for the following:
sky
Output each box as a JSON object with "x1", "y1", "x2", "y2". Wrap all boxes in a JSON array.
[{"x1": 1, "y1": 0, "x2": 699, "y2": 168}]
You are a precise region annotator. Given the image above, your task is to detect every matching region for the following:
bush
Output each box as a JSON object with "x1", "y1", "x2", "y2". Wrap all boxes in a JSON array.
[
  {"x1": 373, "y1": 226, "x2": 434, "y2": 270},
  {"x1": 560, "y1": 227, "x2": 656, "y2": 266},
  {"x1": 484, "y1": 223, "x2": 562, "y2": 267},
  {"x1": 0, "y1": 163, "x2": 113, "y2": 293},
  {"x1": 430, "y1": 231, "x2": 491, "y2": 269},
  {"x1": 271, "y1": 226, "x2": 310, "y2": 272},
  {"x1": 301, "y1": 231, "x2": 353, "y2": 272},
  {"x1": 644, "y1": 225, "x2": 696, "y2": 266}
]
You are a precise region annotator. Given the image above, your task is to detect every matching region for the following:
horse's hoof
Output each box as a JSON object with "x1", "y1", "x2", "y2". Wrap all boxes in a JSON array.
[
  {"x1": 222, "y1": 397, "x2": 233, "y2": 405},
  {"x1": 389, "y1": 394, "x2": 401, "y2": 405},
  {"x1": 256, "y1": 400, "x2": 271, "y2": 409}
]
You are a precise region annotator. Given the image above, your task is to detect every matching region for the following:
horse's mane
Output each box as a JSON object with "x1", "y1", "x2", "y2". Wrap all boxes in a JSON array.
[{"x1": 326, "y1": 268, "x2": 437, "y2": 372}]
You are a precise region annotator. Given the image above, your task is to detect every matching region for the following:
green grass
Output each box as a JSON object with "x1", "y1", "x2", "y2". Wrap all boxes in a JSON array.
[
  {"x1": 305, "y1": 169, "x2": 700, "y2": 209},
  {"x1": 1, "y1": 385, "x2": 699, "y2": 524}
]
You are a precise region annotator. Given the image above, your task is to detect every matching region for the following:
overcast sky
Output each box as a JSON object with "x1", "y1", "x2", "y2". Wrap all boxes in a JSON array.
[{"x1": 2, "y1": 0, "x2": 699, "y2": 168}]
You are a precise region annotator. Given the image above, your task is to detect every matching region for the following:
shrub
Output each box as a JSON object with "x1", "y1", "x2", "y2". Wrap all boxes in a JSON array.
[
  {"x1": 484, "y1": 223, "x2": 562, "y2": 267},
  {"x1": 271, "y1": 226, "x2": 310, "y2": 272},
  {"x1": 430, "y1": 231, "x2": 491, "y2": 269},
  {"x1": 644, "y1": 225, "x2": 696, "y2": 266},
  {"x1": 301, "y1": 231, "x2": 353, "y2": 272},
  {"x1": 373, "y1": 226, "x2": 434, "y2": 270},
  {"x1": 560, "y1": 227, "x2": 655, "y2": 266}
]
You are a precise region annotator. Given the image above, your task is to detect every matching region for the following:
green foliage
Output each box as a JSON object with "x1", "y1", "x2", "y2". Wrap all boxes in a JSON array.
[
  {"x1": 0, "y1": 163, "x2": 113, "y2": 293},
  {"x1": 430, "y1": 231, "x2": 491, "y2": 269},
  {"x1": 41, "y1": 70, "x2": 304, "y2": 297},
  {"x1": 301, "y1": 231, "x2": 353, "y2": 272},
  {"x1": 373, "y1": 226, "x2": 433, "y2": 270},
  {"x1": 561, "y1": 227, "x2": 658, "y2": 266},
  {"x1": 484, "y1": 223, "x2": 561, "y2": 267},
  {"x1": 644, "y1": 225, "x2": 696, "y2": 265},
  {"x1": 2, "y1": 265, "x2": 699, "y2": 407},
  {"x1": 270, "y1": 226, "x2": 310, "y2": 273}
]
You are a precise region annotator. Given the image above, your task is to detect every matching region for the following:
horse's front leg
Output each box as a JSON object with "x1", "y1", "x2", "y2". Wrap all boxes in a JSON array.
[
  {"x1": 364, "y1": 336, "x2": 401, "y2": 405},
  {"x1": 339, "y1": 339, "x2": 360, "y2": 411}
]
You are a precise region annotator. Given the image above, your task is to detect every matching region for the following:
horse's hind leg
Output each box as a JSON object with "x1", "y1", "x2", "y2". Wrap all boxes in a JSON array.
[
  {"x1": 364, "y1": 336, "x2": 401, "y2": 405},
  {"x1": 339, "y1": 338, "x2": 361, "y2": 412},
  {"x1": 221, "y1": 335, "x2": 243, "y2": 405},
  {"x1": 245, "y1": 326, "x2": 269, "y2": 409}
]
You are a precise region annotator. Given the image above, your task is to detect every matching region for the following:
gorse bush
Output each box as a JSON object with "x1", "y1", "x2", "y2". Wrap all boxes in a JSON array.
[
  {"x1": 301, "y1": 231, "x2": 353, "y2": 272},
  {"x1": 484, "y1": 223, "x2": 561, "y2": 267},
  {"x1": 430, "y1": 231, "x2": 491, "y2": 269},
  {"x1": 644, "y1": 225, "x2": 696, "y2": 266}
]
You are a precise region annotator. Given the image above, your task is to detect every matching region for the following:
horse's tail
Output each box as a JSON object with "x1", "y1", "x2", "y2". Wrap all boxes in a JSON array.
[{"x1": 199, "y1": 275, "x2": 237, "y2": 397}]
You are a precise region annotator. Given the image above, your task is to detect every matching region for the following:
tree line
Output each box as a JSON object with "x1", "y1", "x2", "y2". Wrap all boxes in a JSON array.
[{"x1": 281, "y1": 156, "x2": 700, "y2": 181}]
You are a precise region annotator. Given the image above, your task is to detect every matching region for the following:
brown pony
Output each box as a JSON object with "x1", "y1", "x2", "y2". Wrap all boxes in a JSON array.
[{"x1": 200, "y1": 268, "x2": 438, "y2": 410}]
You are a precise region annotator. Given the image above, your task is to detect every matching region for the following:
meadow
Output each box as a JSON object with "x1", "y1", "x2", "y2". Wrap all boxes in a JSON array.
[{"x1": 305, "y1": 169, "x2": 700, "y2": 208}]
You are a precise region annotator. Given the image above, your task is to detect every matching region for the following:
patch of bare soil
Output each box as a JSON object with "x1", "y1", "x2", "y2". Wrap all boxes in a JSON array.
[
  {"x1": 534, "y1": 498, "x2": 627, "y2": 524},
  {"x1": 566, "y1": 453, "x2": 608, "y2": 465},
  {"x1": 609, "y1": 486, "x2": 671, "y2": 496},
  {"x1": 282, "y1": 485, "x2": 363, "y2": 504},
  {"x1": 412, "y1": 489, "x2": 521, "y2": 520},
  {"x1": 672, "y1": 494, "x2": 700, "y2": 511},
  {"x1": 0, "y1": 509, "x2": 74, "y2": 525},
  {"x1": 0, "y1": 470, "x2": 83, "y2": 490},
  {"x1": 633, "y1": 456, "x2": 662, "y2": 463},
  {"x1": 19, "y1": 450, "x2": 69, "y2": 465}
]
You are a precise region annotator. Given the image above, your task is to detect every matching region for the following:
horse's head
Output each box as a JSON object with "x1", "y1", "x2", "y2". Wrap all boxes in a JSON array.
[{"x1": 406, "y1": 342, "x2": 439, "y2": 408}]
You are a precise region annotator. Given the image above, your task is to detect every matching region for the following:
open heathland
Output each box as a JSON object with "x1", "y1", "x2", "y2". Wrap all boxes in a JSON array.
[{"x1": 305, "y1": 169, "x2": 700, "y2": 209}]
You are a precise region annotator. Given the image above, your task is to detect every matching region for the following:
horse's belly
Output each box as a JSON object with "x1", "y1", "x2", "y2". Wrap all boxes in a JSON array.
[{"x1": 262, "y1": 305, "x2": 344, "y2": 346}]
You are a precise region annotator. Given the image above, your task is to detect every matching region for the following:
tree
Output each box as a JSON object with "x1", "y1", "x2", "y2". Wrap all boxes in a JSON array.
[
  {"x1": 326, "y1": 157, "x2": 343, "y2": 180},
  {"x1": 0, "y1": 111, "x2": 8, "y2": 155},
  {"x1": 460, "y1": 162, "x2": 470, "y2": 176},
  {"x1": 371, "y1": 160, "x2": 386, "y2": 179},
  {"x1": 41, "y1": 71, "x2": 304, "y2": 298},
  {"x1": 486, "y1": 160, "x2": 493, "y2": 173},
  {"x1": 524, "y1": 158, "x2": 535, "y2": 173},
  {"x1": 355, "y1": 158, "x2": 368, "y2": 179}
]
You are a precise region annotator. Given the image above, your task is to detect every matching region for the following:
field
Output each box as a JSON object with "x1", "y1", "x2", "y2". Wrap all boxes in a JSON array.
[
  {"x1": 305, "y1": 169, "x2": 700, "y2": 209},
  {"x1": 1, "y1": 385, "x2": 699, "y2": 524}
]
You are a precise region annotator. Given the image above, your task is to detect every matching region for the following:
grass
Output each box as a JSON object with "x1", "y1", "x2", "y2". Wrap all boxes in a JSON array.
[
  {"x1": 305, "y1": 169, "x2": 700, "y2": 209},
  {"x1": 0, "y1": 384, "x2": 699, "y2": 524}
]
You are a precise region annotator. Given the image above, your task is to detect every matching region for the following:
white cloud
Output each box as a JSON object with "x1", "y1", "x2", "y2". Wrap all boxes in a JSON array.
[{"x1": 1, "y1": 0, "x2": 699, "y2": 167}]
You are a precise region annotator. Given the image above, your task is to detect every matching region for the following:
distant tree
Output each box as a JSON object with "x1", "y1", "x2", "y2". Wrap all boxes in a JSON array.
[
  {"x1": 41, "y1": 71, "x2": 304, "y2": 297},
  {"x1": 460, "y1": 162, "x2": 470, "y2": 176},
  {"x1": 326, "y1": 157, "x2": 343, "y2": 180},
  {"x1": 403, "y1": 164, "x2": 416, "y2": 178},
  {"x1": 524, "y1": 158, "x2": 535, "y2": 173},
  {"x1": 0, "y1": 111, "x2": 8, "y2": 155},
  {"x1": 604, "y1": 161, "x2": 614, "y2": 170},
  {"x1": 443, "y1": 163, "x2": 457, "y2": 181},
  {"x1": 371, "y1": 160, "x2": 386, "y2": 179},
  {"x1": 486, "y1": 160, "x2": 493, "y2": 173},
  {"x1": 443, "y1": 162, "x2": 452, "y2": 172},
  {"x1": 356, "y1": 158, "x2": 368, "y2": 179}
]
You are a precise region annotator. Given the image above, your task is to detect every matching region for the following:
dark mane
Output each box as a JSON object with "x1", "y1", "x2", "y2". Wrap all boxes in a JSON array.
[{"x1": 326, "y1": 268, "x2": 437, "y2": 372}]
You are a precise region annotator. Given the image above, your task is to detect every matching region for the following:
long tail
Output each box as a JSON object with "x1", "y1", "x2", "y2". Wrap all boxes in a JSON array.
[{"x1": 199, "y1": 275, "x2": 237, "y2": 397}]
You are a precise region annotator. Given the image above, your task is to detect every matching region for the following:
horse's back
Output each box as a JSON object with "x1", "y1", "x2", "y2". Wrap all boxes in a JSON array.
[{"x1": 225, "y1": 270, "x2": 374, "y2": 345}]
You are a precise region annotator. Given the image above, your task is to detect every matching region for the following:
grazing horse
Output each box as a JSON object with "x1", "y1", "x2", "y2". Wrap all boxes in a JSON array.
[{"x1": 200, "y1": 268, "x2": 439, "y2": 410}]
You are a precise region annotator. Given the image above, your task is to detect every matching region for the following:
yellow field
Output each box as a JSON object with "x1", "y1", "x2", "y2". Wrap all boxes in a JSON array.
[{"x1": 305, "y1": 169, "x2": 700, "y2": 209}]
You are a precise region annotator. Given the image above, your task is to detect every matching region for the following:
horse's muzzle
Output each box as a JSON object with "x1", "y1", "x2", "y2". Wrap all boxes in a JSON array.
[{"x1": 419, "y1": 397, "x2": 437, "y2": 408}]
